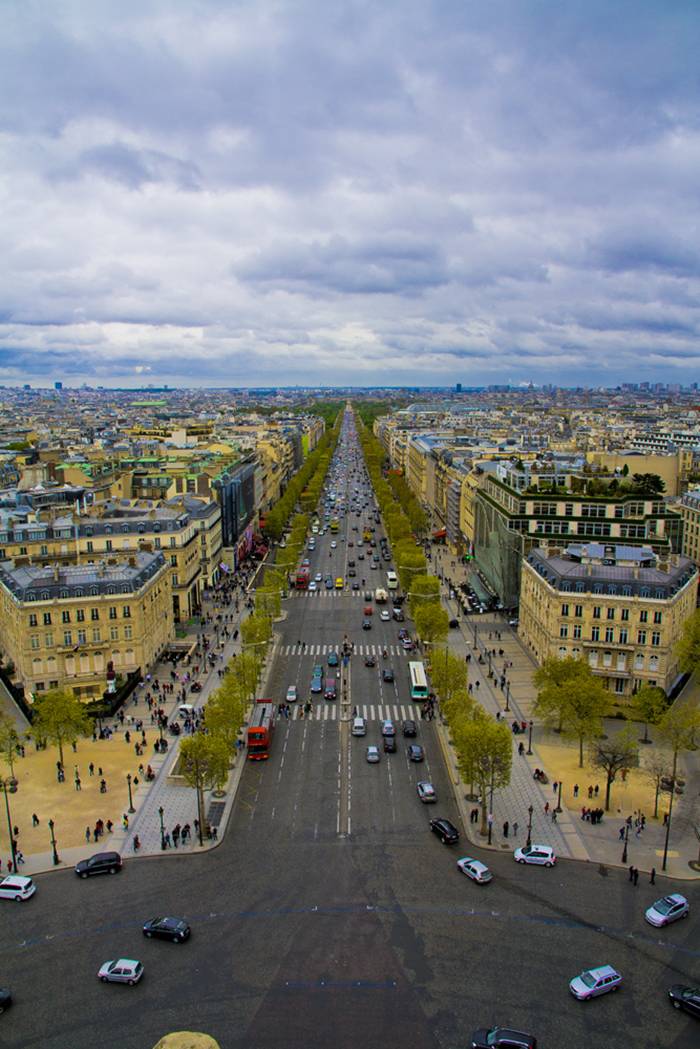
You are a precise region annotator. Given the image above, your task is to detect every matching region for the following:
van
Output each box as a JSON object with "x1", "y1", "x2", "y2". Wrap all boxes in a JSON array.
[
  {"x1": 352, "y1": 717, "x2": 366, "y2": 736},
  {"x1": 324, "y1": 679, "x2": 337, "y2": 700},
  {"x1": 178, "y1": 704, "x2": 195, "y2": 718}
]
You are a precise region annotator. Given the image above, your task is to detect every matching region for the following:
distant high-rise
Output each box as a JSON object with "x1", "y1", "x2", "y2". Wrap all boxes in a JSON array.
[
  {"x1": 455, "y1": 383, "x2": 462, "y2": 392},
  {"x1": 54, "y1": 381, "x2": 63, "y2": 391}
]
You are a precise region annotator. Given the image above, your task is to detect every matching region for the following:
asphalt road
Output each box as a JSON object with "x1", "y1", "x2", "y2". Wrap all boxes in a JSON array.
[{"x1": 1, "y1": 417, "x2": 699, "y2": 1049}]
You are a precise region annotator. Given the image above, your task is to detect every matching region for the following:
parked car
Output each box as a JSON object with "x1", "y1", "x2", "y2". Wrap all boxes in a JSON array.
[
  {"x1": 142, "y1": 916, "x2": 191, "y2": 943},
  {"x1": 513, "y1": 845, "x2": 556, "y2": 867},
  {"x1": 0, "y1": 876, "x2": 36, "y2": 902},
  {"x1": 645, "y1": 894, "x2": 689, "y2": 927},
  {"x1": 569, "y1": 964, "x2": 622, "y2": 1000},
  {"x1": 429, "y1": 817, "x2": 460, "y2": 844},
  {"x1": 416, "y1": 781, "x2": 437, "y2": 803},
  {"x1": 457, "y1": 857, "x2": 493, "y2": 884},
  {"x1": 97, "y1": 958, "x2": 144, "y2": 985},
  {"x1": 668, "y1": 984, "x2": 700, "y2": 1017},
  {"x1": 75, "y1": 852, "x2": 123, "y2": 879},
  {"x1": 470, "y1": 1028, "x2": 537, "y2": 1048}
]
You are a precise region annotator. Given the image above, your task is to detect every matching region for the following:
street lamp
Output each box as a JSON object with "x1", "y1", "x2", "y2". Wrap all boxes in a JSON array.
[
  {"x1": 48, "y1": 818, "x2": 60, "y2": 865},
  {"x1": 621, "y1": 820, "x2": 630, "y2": 864},
  {"x1": 0, "y1": 778, "x2": 18, "y2": 874},
  {"x1": 527, "y1": 720, "x2": 534, "y2": 755},
  {"x1": 526, "y1": 804, "x2": 534, "y2": 848},
  {"x1": 126, "y1": 773, "x2": 136, "y2": 814},
  {"x1": 662, "y1": 751, "x2": 679, "y2": 872},
  {"x1": 504, "y1": 681, "x2": 511, "y2": 713},
  {"x1": 158, "y1": 805, "x2": 166, "y2": 850},
  {"x1": 555, "y1": 780, "x2": 563, "y2": 814}
]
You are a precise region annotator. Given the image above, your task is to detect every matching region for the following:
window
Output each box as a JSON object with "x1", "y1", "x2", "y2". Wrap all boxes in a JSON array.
[
  {"x1": 591, "y1": 626, "x2": 600, "y2": 641},
  {"x1": 91, "y1": 608, "x2": 99, "y2": 621},
  {"x1": 105, "y1": 540, "x2": 113, "y2": 552},
  {"x1": 649, "y1": 655, "x2": 659, "y2": 672},
  {"x1": 170, "y1": 554, "x2": 178, "y2": 567},
  {"x1": 614, "y1": 678, "x2": 625, "y2": 694},
  {"x1": 30, "y1": 635, "x2": 40, "y2": 650},
  {"x1": 92, "y1": 628, "x2": 101, "y2": 643},
  {"x1": 634, "y1": 653, "x2": 644, "y2": 670},
  {"x1": 63, "y1": 631, "x2": 72, "y2": 646},
  {"x1": 561, "y1": 603, "x2": 569, "y2": 617},
  {"x1": 43, "y1": 612, "x2": 52, "y2": 625},
  {"x1": 651, "y1": 631, "x2": 661, "y2": 647},
  {"x1": 45, "y1": 632, "x2": 53, "y2": 648},
  {"x1": 76, "y1": 609, "x2": 85, "y2": 622},
  {"x1": 573, "y1": 624, "x2": 582, "y2": 640},
  {"x1": 560, "y1": 625, "x2": 568, "y2": 639},
  {"x1": 29, "y1": 613, "x2": 37, "y2": 627},
  {"x1": 62, "y1": 610, "x2": 71, "y2": 624},
  {"x1": 639, "y1": 610, "x2": 648, "y2": 623},
  {"x1": 86, "y1": 541, "x2": 94, "y2": 553},
  {"x1": 637, "y1": 630, "x2": 647, "y2": 645},
  {"x1": 40, "y1": 544, "x2": 48, "y2": 556},
  {"x1": 605, "y1": 627, "x2": 614, "y2": 643},
  {"x1": 621, "y1": 608, "x2": 629, "y2": 622},
  {"x1": 109, "y1": 607, "x2": 117, "y2": 620},
  {"x1": 653, "y1": 611, "x2": 662, "y2": 624},
  {"x1": 593, "y1": 606, "x2": 601, "y2": 619},
  {"x1": 122, "y1": 606, "x2": 131, "y2": 619},
  {"x1": 19, "y1": 546, "x2": 27, "y2": 555},
  {"x1": 619, "y1": 628, "x2": 628, "y2": 644},
  {"x1": 110, "y1": 626, "x2": 119, "y2": 641},
  {"x1": 606, "y1": 607, "x2": 615, "y2": 620},
  {"x1": 124, "y1": 625, "x2": 132, "y2": 640},
  {"x1": 574, "y1": 604, "x2": 583, "y2": 618},
  {"x1": 77, "y1": 630, "x2": 86, "y2": 645}
]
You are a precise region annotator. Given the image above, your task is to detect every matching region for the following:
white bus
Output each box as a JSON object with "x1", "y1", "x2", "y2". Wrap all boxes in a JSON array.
[
  {"x1": 408, "y1": 661, "x2": 429, "y2": 701},
  {"x1": 386, "y1": 570, "x2": 398, "y2": 591}
]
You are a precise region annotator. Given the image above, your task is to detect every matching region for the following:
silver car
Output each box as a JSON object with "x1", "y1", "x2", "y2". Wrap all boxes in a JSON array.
[
  {"x1": 97, "y1": 958, "x2": 144, "y2": 985},
  {"x1": 366, "y1": 746, "x2": 380, "y2": 763},
  {"x1": 644, "y1": 894, "x2": 689, "y2": 927}
]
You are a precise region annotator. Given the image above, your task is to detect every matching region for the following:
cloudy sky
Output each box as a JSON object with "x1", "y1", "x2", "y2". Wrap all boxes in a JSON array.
[{"x1": 1, "y1": 0, "x2": 699, "y2": 388}]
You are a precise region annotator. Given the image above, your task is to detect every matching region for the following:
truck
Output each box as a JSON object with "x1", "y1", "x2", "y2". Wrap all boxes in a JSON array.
[
  {"x1": 295, "y1": 567, "x2": 310, "y2": 589},
  {"x1": 374, "y1": 588, "x2": 388, "y2": 604},
  {"x1": 247, "y1": 701, "x2": 275, "y2": 760}
]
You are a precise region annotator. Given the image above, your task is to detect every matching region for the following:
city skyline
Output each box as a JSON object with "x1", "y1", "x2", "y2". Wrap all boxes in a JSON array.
[{"x1": 2, "y1": 1, "x2": 699, "y2": 388}]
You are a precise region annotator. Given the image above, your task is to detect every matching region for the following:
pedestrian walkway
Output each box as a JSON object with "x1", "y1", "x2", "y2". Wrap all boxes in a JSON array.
[
  {"x1": 281, "y1": 642, "x2": 409, "y2": 657},
  {"x1": 287, "y1": 702, "x2": 416, "y2": 721}
]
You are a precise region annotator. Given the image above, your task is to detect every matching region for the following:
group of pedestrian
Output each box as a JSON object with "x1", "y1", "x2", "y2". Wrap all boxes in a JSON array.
[{"x1": 581, "y1": 807, "x2": 604, "y2": 824}]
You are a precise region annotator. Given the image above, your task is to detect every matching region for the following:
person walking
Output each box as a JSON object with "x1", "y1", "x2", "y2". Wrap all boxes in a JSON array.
[
  {"x1": 633, "y1": 867, "x2": 639, "y2": 886},
  {"x1": 85, "y1": 826, "x2": 91, "y2": 842},
  {"x1": 512, "y1": 821, "x2": 518, "y2": 837},
  {"x1": 629, "y1": 865, "x2": 635, "y2": 882},
  {"x1": 32, "y1": 813, "x2": 40, "y2": 827},
  {"x1": 650, "y1": 867, "x2": 656, "y2": 885},
  {"x1": 502, "y1": 820, "x2": 509, "y2": 838}
]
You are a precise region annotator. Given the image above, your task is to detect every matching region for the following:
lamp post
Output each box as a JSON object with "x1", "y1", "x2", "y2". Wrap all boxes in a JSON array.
[
  {"x1": 527, "y1": 719, "x2": 534, "y2": 755},
  {"x1": 1, "y1": 778, "x2": 18, "y2": 874},
  {"x1": 504, "y1": 681, "x2": 511, "y2": 713},
  {"x1": 621, "y1": 820, "x2": 630, "y2": 864},
  {"x1": 555, "y1": 780, "x2": 563, "y2": 814},
  {"x1": 662, "y1": 751, "x2": 679, "y2": 872},
  {"x1": 158, "y1": 805, "x2": 166, "y2": 851},
  {"x1": 48, "y1": 818, "x2": 60, "y2": 865},
  {"x1": 526, "y1": 804, "x2": 534, "y2": 848},
  {"x1": 487, "y1": 767, "x2": 495, "y2": 846},
  {"x1": 126, "y1": 773, "x2": 136, "y2": 814}
]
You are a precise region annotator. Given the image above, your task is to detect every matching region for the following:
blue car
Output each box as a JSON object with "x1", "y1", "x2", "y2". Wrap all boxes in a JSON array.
[
  {"x1": 325, "y1": 577, "x2": 334, "y2": 589},
  {"x1": 328, "y1": 652, "x2": 339, "y2": 666}
]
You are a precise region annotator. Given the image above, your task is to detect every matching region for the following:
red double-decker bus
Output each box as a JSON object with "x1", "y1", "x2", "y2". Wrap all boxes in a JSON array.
[
  {"x1": 295, "y1": 567, "x2": 310, "y2": 589},
  {"x1": 247, "y1": 701, "x2": 275, "y2": 760}
]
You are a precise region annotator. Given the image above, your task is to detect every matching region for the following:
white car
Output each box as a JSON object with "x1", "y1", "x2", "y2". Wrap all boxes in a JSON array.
[
  {"x1": 366, "y1": 746, "x2": 380, "y2": 763},
  {"x1": 308, "y1": 581, "x2": 317, "y2": 591},
  {"x1": 644, "y1": 893, "x2": 689, "y2": 927},
  {"x1": 331, "y1": 541, "x2": 337, "y2": 549},
  {"x1": 286, "y1": 685, "x2": 298, "y2": 703},
  {"x1": 457, "y1": 857, "x2": 493, "y2": 884},
  {"x1": 514, "y1": 845, "x2": 556, "y2": 867},
  {"x1": 379, "y1": 610, "x2": 390, "y2": 621},
  {"x1": 314, "y1": 573, "x2": 323, "y2": 582},
  {"x1": 569, "y1": 964, "x2": 621, "y2": 1000},
  {"x1": 0, "y1": 876, "x2": 36, "y2": 902},
  {"x1": 98, "y1": 958, "x2": 144, "y2": 985},
  {"x1": 416, "y1": 781, "x2": 437, "y2": 803}
]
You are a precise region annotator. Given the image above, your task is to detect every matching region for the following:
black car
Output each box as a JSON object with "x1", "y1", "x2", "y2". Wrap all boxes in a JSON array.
[
  {"x1": 364, "y1": 654, "x2": 376, "y2": 667},
  {"x1": 407, "y1": 744, "x2": 424, "y2": 762},
  {"x1": 402, "y1": 719, "x2": 417, "y2": 737},
  {"x1": 471, "y1": 1028, "x2": 537, "y2": 1049},
  {"x1": 143, "y1": 916, "x2": 191, "y2": 943},
  {"x1": 75, "y1": 851, "x2": 122, "y2": 878},
  {"x1": 668, "y1": 984, "x2": 700, "y2": 1017},
  {"x1": 392, "y1": 608, "x2": 405, "y2": 622},
  {"x1": 0, "y1": 987, "x2": 11, "y2": 1014},
  {"x1": 362, "y1": 619, "x2": 372, "y2": 630},
  {"x1": 348, "y1": 568, "x2": 356, "y2": 577},
  {"x1": 429, "y1": 817, "x2": 460, "y2": 844},
  {"x1": 448, "y1": 619, "x2": 459, "y2": 628},
  {"x1": 382, "y1": 668, "x2": 394, "y2": 683},
  {"x1": 383, "y1": 736, "x2": 397, "y2": 753},
  {"x1": 364, "y1": 590, "x2": 373, "y2": 600}
]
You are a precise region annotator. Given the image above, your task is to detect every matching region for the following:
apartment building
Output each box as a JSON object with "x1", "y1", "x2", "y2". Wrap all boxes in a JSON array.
[
  {"x1": 0, "y1": 551, "x2": 173, "y2": 701},
  {"x1": 519, "y1": 543, "x2": 697, "y2": 698},
  {"x1": 678, "y1": 488, "x2": 700, "y2": 567}
]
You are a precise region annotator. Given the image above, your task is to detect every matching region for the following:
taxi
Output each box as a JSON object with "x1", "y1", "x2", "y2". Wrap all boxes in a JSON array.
[{"x1": 335, "y1": 577, "x2": 344, "y2": 589}]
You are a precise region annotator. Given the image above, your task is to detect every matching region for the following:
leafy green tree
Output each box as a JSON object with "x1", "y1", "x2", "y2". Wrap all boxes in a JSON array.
[
  {"x1": 408, "y1": 575, "x2": 441, "y2": 618},
  {"x1": 255, "y1": 585, "x2": 281, "y2": 620},
  {"x1": 632, "y1": 684, "x2": 668, "y2": 744},
  {"x1": 641, "y1": 748, "x2": 674, "y2": 819},
  {"x1": 561, "y1": 676, "x2": 610, "y2": 768},
  {"x1": 588, "y1": 728, "x2": 639, "y2": 811},
  {"x1": 441, "y1": 688, "x2": 473, "y2": 726},
  {"x1": 179, "y1": 733, "x2": 231, "y2": 844},
  {"x1": 32, "y1": 688, "x2": 91, "y2": 765},
  {"x1": 206, "y1": 678, "x2": 248, "y2": 756},
  {"x1": 414, "y1": 603, "x2": 449, "y2": 646},
  {"x1": 453, "y1": 710, "x2": 512, "y2": 836},
  {"x1": 241, "y1": 613, "x2": 272, "y2": 650},
  {"x1": 675, "y1": 609, "x2": 700, "y2": 675},
  {"x1": 0, "y1": 713, "x2": 20, "y2": 778},
  {"x1": 533, "y1": 656, "x2": 590, "y2": 733},
  {"x1": 234, "y1": 650, "x2": 263, "y2": 702},
  {"x1": 631, "y1": 472, "x2": 665, "y2": 495},
  {"x1": 429, "y1": 650, "x2": 467, "y2": 704}
]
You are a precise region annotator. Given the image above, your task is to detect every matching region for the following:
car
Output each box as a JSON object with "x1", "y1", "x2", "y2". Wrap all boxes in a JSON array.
[
  {"x1": 330, "y1": 541, "x2": 337, "y2": 549},
  {"x1": 97, "y1": 958, "x2": 144, "y2": 986},
  {"x1": 325, "y1": 577, "x2": 334, "y2": 588},
  {"x1": 397, "y1": 628, "x2": 409, "y2": 640},
  {"x1": 645, "y1": 893, "x2": 689, "y2": 927},
  {"x1": 364, "y1": 654, "x2": 376, "y2": 667},
  {"x1": 392, "y1": 608, "x2": 405, "y2": 621},
  {"x1": 348, "y1": 559, "x2": 355, "y2": 567},
  {"x1": 448, "y1": 618, "x2": 459, "y2": 628},
  {"x1": 142, "y1": 916, "x2": 191, "y2": 943},
  {"x1": 312, "y1": 664, "x2": 323, "y2": 678},
  {"x1": 381, "y1": 720, "x2": 395, "y2": 737},
  {"x1": 366, "y1": 746, "x2": 380, "y2": 763},
  {"x1": 327, "y1": 652, "x2": 339, "y2": 667},
  {"x1": 362, "y1": 619, "x2": 372, "y2": 630},
  {"x1": 363, "y1": 605, "x2": 373, "y2": 615},
  {"x1": 569, "y1": 964, "x2": 622, "y2": 1000},
  {"x1": 308, "y1": 581, "x2": 317, "y2": 591},
  {"x1": 407, "y1": 744, "x2": 424, "y2": 762},
  {"x1": 314, "y1": 572, "x2": 323, "y2": 582},
  {"x1": 364, "y1": 591, "x2": 373, "y2": 601},
  {"x1": 0, "y1": 875, "x2": 36, "y2": 901},
  {"x1": 668, "y1": 984, "x2": 700, "y2": 1017},
  {"x1": 457, "y1": 857, "x2": 493, "y2": 884},
  {"x1": 401, "y1": 638, "x2": 416, "y2": 651},
  {"x1": 352, "y1": 717, "x2": 367, "y2": 737},
  {"x1": 513, "y1": 845, "x2": 556, "y2": 867},
  {"x1": 430, "y1": 817, "x2": 460, "y2": 844},
  {"x1": 75, "y1": 852, "x2": 122, "y2": 879},
  {"x1": 416, "y1": 781, "x2": 437, "y2": 803},
  {"x1": 383, "y1": 736, "x2": 397, "y2": 753},
  {"x1": 348, "y1": 569, "x2": 356, "y2": 577},
  {"x1": 286, "y1": 685, "x2": 298, "y2": 703},
  {"x1": 352, "y1": 582, "x2": 360, "y2": 590},
  {"x1": 402, "y1": 719, "x2": 417, "y2": 737},
  {"x1": 0, "y1": 987, "x2": 11, "y2": 1014},
  {"x1": 302, "y1": 558, "x2": 310, "y2": 566},
  {"x1": 348, "y1": 541, "x2": 354, "y2": 547},
  {"x1": 310, "y1": 677, "x2": 323, "y2": 693},
  {"x1": 379, "y1": 610, "x2": 390, "y2": 621},
  {"x1": 358, "y1": 552, "x2": 365, "y2": 560},
  {"x1": 470, "y1": 1027, "x2": 537, "y2": 1048},
  {"x1": 335, "y1": 577, "x2": 344, "y2": 589}
]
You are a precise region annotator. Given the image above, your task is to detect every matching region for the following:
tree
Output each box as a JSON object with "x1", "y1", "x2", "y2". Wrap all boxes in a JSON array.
[
  {"x1": 632, "y1": 684, "x2": 668, "y2": 744},
  {"x1": 179, "y1": 733, "x2": 230, "y2": 844},
  {"x1": 429, "y1": 650, "x2": 468, "y2": 705},
  {"x1": 0, "y1": 713, "x2": 20, "y2": 778},
  {"x1": 441, "y1": 688, "x2": 473, "y2": 727},
  {"x1": 255, "y1": 585, "x2": 281, "y2": 620},
  {"x1": 561, "y1": 675, "x2": 610, "y2": 768},
  {"x1": 533, "y1": 656, "x2": 591, "y2": 733},
  {"x1": 32, "y1": 688, "x2": 91, "y2": 765},
  {"x1": 641, "y1": 748, "x2": 674, "y2": 819},
  {"x1": 206, "y1": 678, "x2": 248, "y2": 757},
  {"x1": 631, "y1": 472, "x2": 665, "y2": 495},
  {"x1": 675, "y1": 609, "x2": 700, "y2": 676},
  {"x1": 408, "y1": 575, "x2": 440, "y2": 619},
  {"x1": 414, "y1": 603, "x2": 449, "y2": 647},
  {"x1": 234, "y1": 650, "x2": 264, "y2": 701},
  {"x1": 588, "y1": 728, "x2": 639, "y2": 811},
  {"x1": 655, "y1": 701, "x2": 700, "y2": 868},
  {"x1": 453, "y1": 711, "x2": 512, "y2": 837},
  {"x1": 241, "y1": 613, "x2": 272, "y2": 652}
]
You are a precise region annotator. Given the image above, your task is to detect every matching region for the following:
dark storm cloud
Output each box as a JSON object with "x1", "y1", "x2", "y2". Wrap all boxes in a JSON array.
[{"x1": 0, "y1": 0, "x2": 699, "y2": 386}]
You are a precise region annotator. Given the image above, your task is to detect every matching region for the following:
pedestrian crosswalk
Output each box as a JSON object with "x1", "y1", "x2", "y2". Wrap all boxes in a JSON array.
[
  {"x1": 282, "y1": 703, "x2": 417, "y2": 721},
  {"x1": 288, "y1": 589, "x2": 380, "y2": 598},
  {"x1": 280, "y1": 643, "x2": 408, "y2": 657}
]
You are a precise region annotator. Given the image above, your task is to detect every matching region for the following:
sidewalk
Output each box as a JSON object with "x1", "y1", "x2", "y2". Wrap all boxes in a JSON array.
[{"x1": 429, "y1": 544, "x2": 700, "y2": 881}]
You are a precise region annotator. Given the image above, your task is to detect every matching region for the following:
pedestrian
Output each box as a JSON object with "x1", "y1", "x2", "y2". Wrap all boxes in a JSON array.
[
  {"x1": 211, "y1": 826, "x2": 218, "y2": 841},
  {"x1": 588, "y1": 785, "x2": 593, "y2": 799},
  {"x1": 512, "y1": 821, "x2": 518, "y2": 837},
  {"x1": 553, "y1": 781, "x2": 558, "y2": 794},
  {"x1": 100, "y1": 778, "x2": 107, "y2": 793},
  {"x1": 573, "y1": 784, "x2": 579, "y2": 798},
  {"x1": 122, "y1": 814, "x2": 129, "y2": 830},
  {"x1": 74, "y1": 776, "x2": 81, "y2": 791},
  {"x1": 594, "y1": 784, "x2": 600, "y2": 797},
  {"x1": 16, "y1": 851, "x2": 24, "y2": 865},
  {"x1": 518, "y1": 741, "x2": 524, "y2": 755},
  {"x1": 544, "y1": 801, "x2": 549, "y2": 815},
  {"x1": 164, "y1": 832, "x2": 171, "y2": 848},
  {"x1": 502, "y1": 820, "x2": 509, "y2": 838},
  {"x1": 85, "y1": 826, "x2": 91, "y2": 842},
  {"x1": 88, "y1": 762, "x2": 95, "y2": 776},
  {"x1": 629, "y1": 865, "x2": 635, "y2": 882},
  {"x1": 32, "y1": 813, "x2": 40, "y2": 827},
  {"x1": 551, "y1": 810, "x2": 557, "y2": 823},
  {"x1": 619, "y1": 826, "x2": 625, "y2": 840},
  {"x1": 633, "y1": 867, "x2": 639, "y2": 886},
  {"x1": 650, "y1": 867, "x2": 656, "y2": 885},
  {"x1": 133, "y1": 836, "x2": 141, "y2": 852}
]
